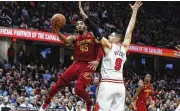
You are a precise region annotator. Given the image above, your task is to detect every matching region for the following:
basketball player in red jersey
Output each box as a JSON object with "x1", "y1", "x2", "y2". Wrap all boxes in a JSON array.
[
  {"x1": 131, "y1": 74, "x2": 154, "y2": 111},
  {"x1": 39, "y1": 6, "x2": 104, "y2": 111}
]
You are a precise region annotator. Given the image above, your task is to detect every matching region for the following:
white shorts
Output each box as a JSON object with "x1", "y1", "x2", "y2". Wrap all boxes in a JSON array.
[{"x1": 95, "y1": 80, "x2": 125, "y2": 111}]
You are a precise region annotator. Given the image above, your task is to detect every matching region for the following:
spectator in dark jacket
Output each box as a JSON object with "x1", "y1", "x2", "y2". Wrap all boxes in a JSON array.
[{"x1": 7, "y1": 44, "x2": 15, "y2": 66}]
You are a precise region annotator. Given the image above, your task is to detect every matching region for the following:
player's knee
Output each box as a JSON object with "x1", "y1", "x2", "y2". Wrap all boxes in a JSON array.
[
  {"x1": 74, "y1": 85, "x2": 84, "y2": 96},
  {"x1": 56, "y1": 76, "x2": 69, "y2": 88}
]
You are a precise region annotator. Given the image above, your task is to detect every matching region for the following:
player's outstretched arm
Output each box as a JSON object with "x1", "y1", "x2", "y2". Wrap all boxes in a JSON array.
[
  {"x1": 78, "y1": 1, "x2": 88, "y2": 19},
  {"x1": 52, "y1": 20, "x2": 75, "y2": 45},
  {"x1": 132, "y1": 84, "x2": 144, "y2": 102},
  {"x1": 129, "y1": 84, "x2": 144, "y2": 110},
  {"x1": 78, "y1": 1, "x2": 111, "y2": 49},
  {"x1": 126, "y1": 89, "x2": 132, "y2": 100},
  {"x1": 148, "y1": 96, "x2": 155, "y2": 110},
  {"x1": 123, "y1": 1, "x2": 143, "y2": 52}
]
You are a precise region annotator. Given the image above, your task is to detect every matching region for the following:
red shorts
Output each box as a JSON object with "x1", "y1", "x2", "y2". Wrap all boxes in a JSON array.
[
  {"x1": 57, "y1": 60, "x2": 95, "y2": 87},
  {"x1": 136, "y1": 100, "x2": 147, "y2": 111}
]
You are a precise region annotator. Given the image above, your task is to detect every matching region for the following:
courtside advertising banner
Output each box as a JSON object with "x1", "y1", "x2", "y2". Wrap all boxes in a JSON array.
[
  {"x1": 0, "y1": 27, "x2": 179, "y2": 58},
  {"x1": 129, "y1": 44, "x2": 180, "y2": 58},
  {"x1": 0, "y1": 26, "x2": 66, "y2": 44}
]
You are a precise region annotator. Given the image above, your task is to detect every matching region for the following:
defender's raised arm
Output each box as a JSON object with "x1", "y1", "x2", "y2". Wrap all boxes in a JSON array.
[{"x1": 123, "y1": 1, "x2": 143, "y2": 52}]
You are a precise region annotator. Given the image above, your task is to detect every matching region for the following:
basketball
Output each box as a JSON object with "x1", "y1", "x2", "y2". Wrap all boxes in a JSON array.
[{"x1": 51, "y1": 14, "x2": 66, "y2": 29}]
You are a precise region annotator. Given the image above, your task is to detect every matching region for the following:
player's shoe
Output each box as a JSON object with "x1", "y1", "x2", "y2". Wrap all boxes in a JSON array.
[
  {"x1": 94, "y1": 102, "x2": 100, "y2": 111},
  {"x1": 39, "y1": 102, "x2": 49, "y2": 111},
  {"x1": 86, "y1": 99, "x2": 93, "y2": 111}
]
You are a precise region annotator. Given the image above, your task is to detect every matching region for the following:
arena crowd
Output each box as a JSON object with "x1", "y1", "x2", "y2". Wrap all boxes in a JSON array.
[{"x1": 0, "y1": 53, "x2": 179, "y2": 111}]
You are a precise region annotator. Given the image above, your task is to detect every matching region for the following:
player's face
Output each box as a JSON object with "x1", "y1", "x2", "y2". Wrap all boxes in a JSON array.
[
  {"x1": 76, "y1": 21, "x2": 87, "y2": 32},
  {"x1": 108, "y1": 32, "x2": 119, "y2": 43},
  {"x1": 144, "y1": 74, "x2": 151, "y2": 82}
]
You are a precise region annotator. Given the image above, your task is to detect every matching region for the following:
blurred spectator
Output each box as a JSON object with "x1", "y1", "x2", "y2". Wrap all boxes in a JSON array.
[
  {"x1": 17, "y1": 45, "x2": 25, "y2": 64},
  {"x1": 0, "y1": 84, "x2": 8, "y2": 96},
  {"x1": 20, "y1": 97, "x2": 33, "y2": 108},
  {"x1": 20, "y1": 21, "x2": 28, "y2": 29},
  {"x1": 0, "y1": 96, "x2": 5, "y2": 111},
  {"x1": 3, "y1": 61, "x2": 10, "y2": 71},
  {"x1": 42, "y1": 69, "x2": 52, "y2": 81},
  {"x1": 7, "y1": 44, "x2": 15, "y2": 66},
  {"x1": 65, "y1": 100, "x2": 76, "y2": 111},
  {"x1": 89, "y1": 77, "x2": 99, "y2": 98},
  {"x1": 50, "y1": 97, "x2": 61, "y2": 108},
  {"x1": 76, "y1": 101, "x2": 86, "y2": 111}
]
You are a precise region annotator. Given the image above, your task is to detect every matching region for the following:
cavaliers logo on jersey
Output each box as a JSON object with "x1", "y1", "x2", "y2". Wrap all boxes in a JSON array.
[{"x1": 84, "y1": 72, "x2": 92, "y2": 80}]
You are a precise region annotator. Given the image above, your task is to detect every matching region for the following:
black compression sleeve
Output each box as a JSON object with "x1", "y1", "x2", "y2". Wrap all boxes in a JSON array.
[{"x1": 85, "y1": 18, "x2": 103, "y2": 41}]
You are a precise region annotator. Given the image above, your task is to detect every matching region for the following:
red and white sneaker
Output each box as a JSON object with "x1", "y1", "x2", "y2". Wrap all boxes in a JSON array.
[
  {"x1": 39, "y1": 102, "x2": 49, "y2": 111},
  {"x1": 94, "y1": 102, "x2": 100, "y2": 111},
  {"x1": 86, "y1": 100, "x2": 93, "y2": 111}
]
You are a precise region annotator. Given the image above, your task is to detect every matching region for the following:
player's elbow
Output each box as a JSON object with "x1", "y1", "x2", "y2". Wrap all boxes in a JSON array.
[
  {"x1": 63, "y1": 39, "x2": 72, "y2": 45},
  {"x1": 122, "y1": 42, "x2": 130, "y2": 50},
  {"x1": 64, "y1": 41, "x2": 71, "y2": 45},
  {"x1": 92, "y1": 31, "x2": 103, "y2": 41}
]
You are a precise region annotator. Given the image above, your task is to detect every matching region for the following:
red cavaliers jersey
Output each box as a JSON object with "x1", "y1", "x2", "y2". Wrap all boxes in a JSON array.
[
  {"x1": 73, "y1": 32, "x2": 97, "y2": 61},
  {"x1": 137, "y1": 83, "x2": 152, "y2": 102}
]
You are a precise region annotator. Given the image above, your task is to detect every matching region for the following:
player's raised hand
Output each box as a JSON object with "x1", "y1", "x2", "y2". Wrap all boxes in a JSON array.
[
  {"x1": 175, "y1": 45, "x2": 180, "y2": 51},
  {"x1": 52, "y1": 20, "x2": 60, "y2": 33},
  {"x1": 129, "y1": 1, "x2": 143, "y2": 12},
  {"x1": 79, "y1": 1, "x2": 88, "y2": 19}
]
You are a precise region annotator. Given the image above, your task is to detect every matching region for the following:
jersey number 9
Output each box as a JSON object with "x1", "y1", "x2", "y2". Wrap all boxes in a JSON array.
[{"x1": 115, "y1": 58, "x2": 122, "y2": 71}]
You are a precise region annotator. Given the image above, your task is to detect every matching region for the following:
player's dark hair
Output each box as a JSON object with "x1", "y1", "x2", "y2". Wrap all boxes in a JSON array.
[
  {"x1": 76, "y1": 19, "x2": 85, "y2": 25},
  {"x1": 146, "y1": 74, "x2": 152, "y2": 78},
  {"x1": 114, "y1": 31, "x2": 124, "y2": 42}
]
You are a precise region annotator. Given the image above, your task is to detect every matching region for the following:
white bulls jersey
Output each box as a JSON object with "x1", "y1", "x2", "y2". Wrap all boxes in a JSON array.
[{"x1": 101, "y1": 43, "x2": 126, "y2": 80}]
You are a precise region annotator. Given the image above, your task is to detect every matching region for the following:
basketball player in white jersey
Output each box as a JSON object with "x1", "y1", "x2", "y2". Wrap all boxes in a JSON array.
[{"x1": 79, "y1": 1, "x2": 142, "y2": 111}]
